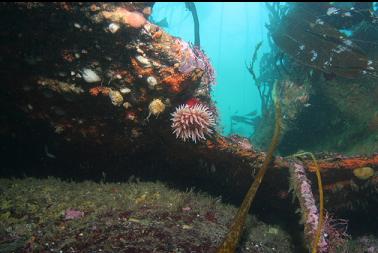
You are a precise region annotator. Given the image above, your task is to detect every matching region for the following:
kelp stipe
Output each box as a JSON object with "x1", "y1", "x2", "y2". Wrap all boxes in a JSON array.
[{"x1": 216, "y1": 81, "x2": 282, "y2": 253}]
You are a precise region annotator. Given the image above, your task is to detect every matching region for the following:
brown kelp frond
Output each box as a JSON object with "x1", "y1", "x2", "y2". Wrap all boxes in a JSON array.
[
  {"x1": 216, "y1": 81, "x2": 282, "y2": 253},
  {"x1": 246, "y1": 41, "x2": 263, "y2": 83}
]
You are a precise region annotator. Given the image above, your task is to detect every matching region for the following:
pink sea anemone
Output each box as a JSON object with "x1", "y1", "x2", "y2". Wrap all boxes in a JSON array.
[{"x1": 171, "y1": 103, "x2": 215, "y2": 143}]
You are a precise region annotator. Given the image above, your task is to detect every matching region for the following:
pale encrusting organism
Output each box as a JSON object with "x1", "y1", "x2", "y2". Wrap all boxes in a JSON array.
[
  {"x1": 147, "y1": 98, "x2": 166, "y2": 119},
  {"x1": 171, "y1": 103, "x2": 215, "y2": 143}
]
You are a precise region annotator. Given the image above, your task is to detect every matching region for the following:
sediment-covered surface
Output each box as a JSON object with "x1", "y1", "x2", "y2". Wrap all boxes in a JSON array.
[{"x1": 0, "y1": 178, "x2": 295, "y2": 253}]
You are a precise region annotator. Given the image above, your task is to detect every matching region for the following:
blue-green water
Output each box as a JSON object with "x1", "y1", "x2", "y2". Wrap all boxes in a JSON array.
[{"x1": 151, "y1": 2, "x2": 271, "y2": 138}]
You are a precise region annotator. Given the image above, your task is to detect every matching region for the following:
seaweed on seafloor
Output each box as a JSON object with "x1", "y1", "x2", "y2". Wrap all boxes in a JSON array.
[{"x1": 216, "y1": 80, "x2": 282, "y2": 253}]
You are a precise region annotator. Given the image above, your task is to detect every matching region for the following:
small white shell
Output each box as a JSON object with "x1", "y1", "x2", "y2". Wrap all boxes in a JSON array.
[
  {"x1": 147, "y1": 76, "x2": 158, "y2": 89},
  {"x1": 120, "y1": 87, "x2": 131, "y2": 94},
  {"x1": 108, "y1": 23, "x2": 120, "y2": 33},
  {"x1": 136, "y1": 55, "x2": 151, "y2": 67}
]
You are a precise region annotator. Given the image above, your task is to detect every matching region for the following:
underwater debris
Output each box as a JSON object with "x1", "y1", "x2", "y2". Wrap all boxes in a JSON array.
[
  {"x1": 305, "y1": 155, "x2": 378, "y2": 172},
  {"x1": 171, "y1": 103, "x2": 215, "y2": 143},
  {"x1": 3, "y1": 4, "x2": 378, "y2": 252}
]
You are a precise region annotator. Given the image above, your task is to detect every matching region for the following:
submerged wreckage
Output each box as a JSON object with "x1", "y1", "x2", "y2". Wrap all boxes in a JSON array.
[{"x1": 0, "y1": 2, "x2": 377, "y2": 252}]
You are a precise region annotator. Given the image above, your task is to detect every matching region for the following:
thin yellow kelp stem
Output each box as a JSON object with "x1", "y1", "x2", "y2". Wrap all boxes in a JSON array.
[
  {"x1": 293, "y1": 152, "x2": 324, "y2": 253},
  {"x1": 216, "y1": 81, "x2": 282, "y2": 253}
]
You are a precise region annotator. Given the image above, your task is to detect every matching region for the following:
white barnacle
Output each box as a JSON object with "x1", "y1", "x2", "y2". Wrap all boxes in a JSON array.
[
  {"x1": 327, "y1": 7, "x2": 339, "y2": 16},
  {"x1": 120, "y1": 87, "x2": 131, "y2": 94},
  {"x1": 82, "y1": 68, "x2": 101, "y2": 83},
  {"x1": 135, "y1": 55, "x2": 151, "y2": 67},
  {"x1": 109, "y1": 90, "x2": 123, "y2": 106},
  {"x1": 147, "y1": 76, "x2": 158, "y2": 89},
  {"x1": 310, "y1": 50, "x2": 318, "y2": 62},
  {"x1": 332, "y1": 45, "x2": 346, "y2": 54},
  {"x1": 343, "y1": 40, "x2": 353, "y2": 46},
  {"x1": 315, "y1": 18, "x2": 324, "y2": 25},
  {"x1": 108, "y1": 23, "x2": 120, "y2": 33},
  {"x1": 343, "y1": 12, "x2": 352, "y2": 17}
]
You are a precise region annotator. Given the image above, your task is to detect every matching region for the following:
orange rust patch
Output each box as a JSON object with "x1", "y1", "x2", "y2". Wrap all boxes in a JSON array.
[
  {"x1": 217, "y1": 137, "x2": 230, "y2": 150},
  {"x1": 152, "y1": 30, "x2": 163, "y2": 40},
  {"x1": 162, "y1": 73, "x2": 186, "y2": 93},
  {"x1": 235, "y1": 149, "x2": 257, "y2": 159},
  {"x1": 206, "y1": 140, "x2": 215, "y2": 149},
  {"x1": 131, "y1": 58, "x2": 153, "y2": 77},
  {"x1": 89, "y1": 86, "x2": 111, "y2": 96},
  {"x1": 160, "y1": 67, "x2": 175, "y2": 76},
  {"x1": 306, "y1": 155, "x2": 378, "y2": 172}
]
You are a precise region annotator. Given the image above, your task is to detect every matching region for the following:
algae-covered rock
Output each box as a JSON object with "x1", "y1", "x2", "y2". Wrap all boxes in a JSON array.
[{"x1": 0, "y1": 177, "x2": 295, "y2": 252}]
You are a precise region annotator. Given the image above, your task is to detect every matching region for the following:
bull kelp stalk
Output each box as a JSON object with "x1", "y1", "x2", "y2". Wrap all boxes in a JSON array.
[
  {"x1": 185, "y1": 2, "x2": 200, "y2": 47},
  {"x1": 216, "y1": 81, "x2": 282, "y2": 253},
  {"x1": 291, "y1": 152, "x2": 324, "y2": 253}
]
